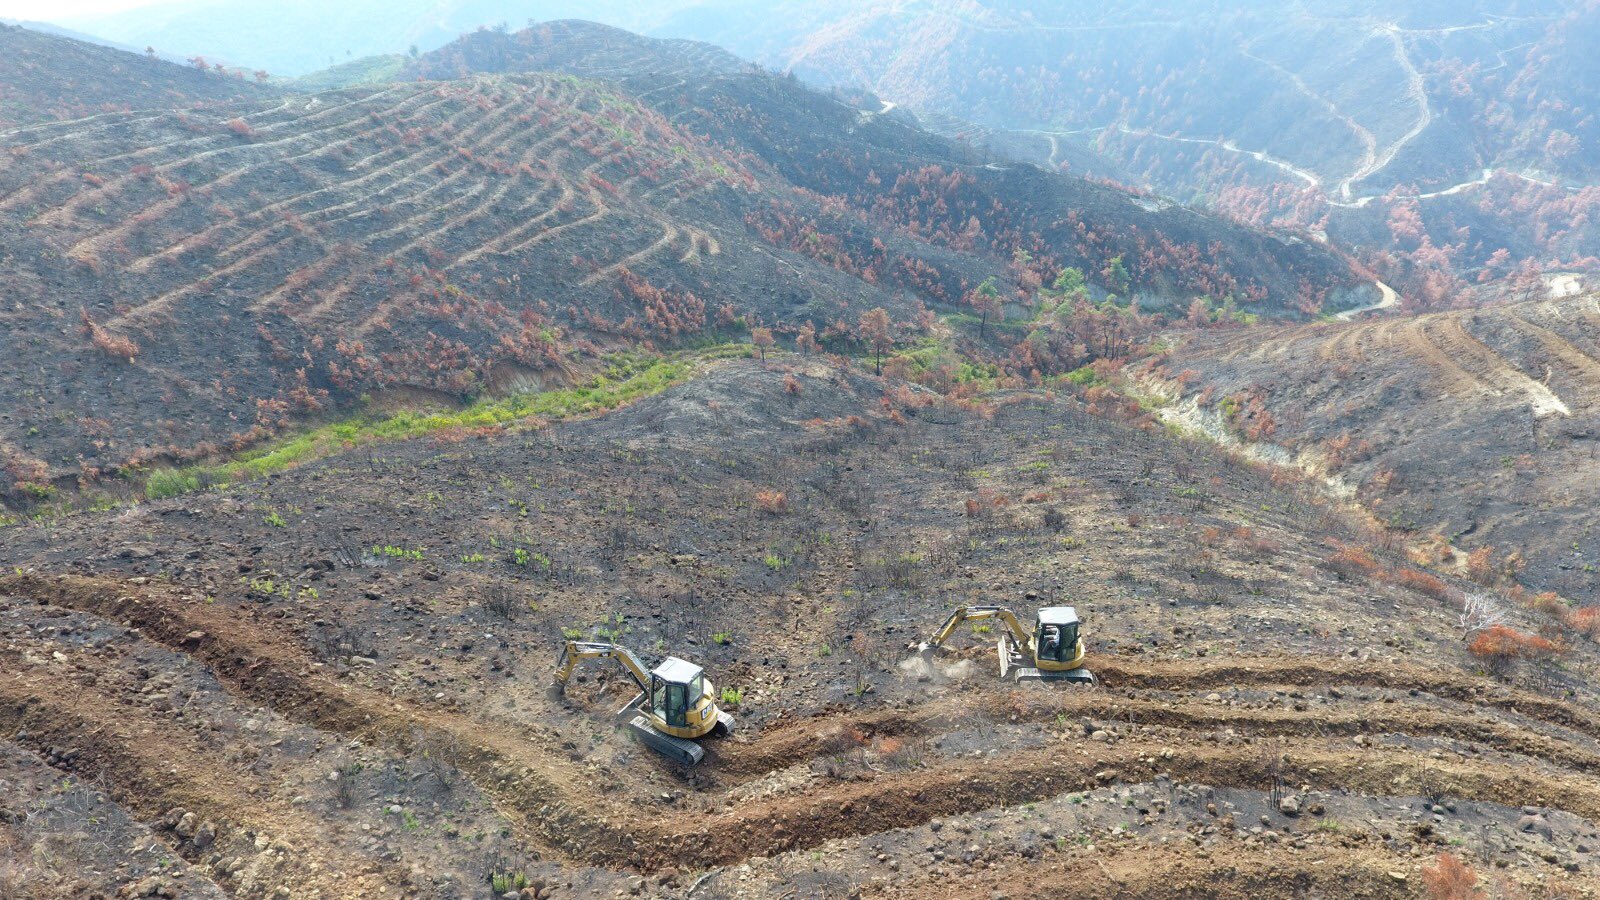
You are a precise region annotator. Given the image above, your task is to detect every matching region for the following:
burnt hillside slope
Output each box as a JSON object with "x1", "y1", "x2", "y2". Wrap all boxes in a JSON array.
[
  {"x1": 0, "y1": 23, "x2": 277, "y2": 128},
  {"x1": 0, "y1": 24, "x2": 1371, "y2": 501}
]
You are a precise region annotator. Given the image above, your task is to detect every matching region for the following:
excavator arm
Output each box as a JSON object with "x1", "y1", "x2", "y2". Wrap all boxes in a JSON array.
[
  {"x1": 552, "y1": 641, "x2": 652, "y2": 693},
  {"x1": 919, "y1": 606, "x2": 1032, "y2": 652}
]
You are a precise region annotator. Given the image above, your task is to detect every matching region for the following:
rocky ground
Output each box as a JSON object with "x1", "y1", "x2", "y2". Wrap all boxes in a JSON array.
[{"x1": 0, "y1": 357, "x2": 1597, "y2": 897}]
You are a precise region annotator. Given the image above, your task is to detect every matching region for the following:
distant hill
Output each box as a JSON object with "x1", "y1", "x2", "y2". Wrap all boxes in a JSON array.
[
  {"x1": 287, "y1": 54, "x2": 407, "y2": 93},
  {"x1": 0, "y1": 21, "x2": 1366, "y2": 501},
  {"x1": 53, "y1": 0, "x2": 704, "y2": 77},
  {"x1": 0, "y1": 17, "x2": 155, "y2": 57},
  {"x1": 44, "y1": 1, "x2": 1600, "y2": 293},
  {"x1": 404, "y1": 22, "x2": 1368, "y2": 316},
  {"x1": 649, "y1": 0, "x2": 1600, "y2": 297},
  {"x1": 403, "y1": 19, "x2": 745, "y2": 82},
  {"x1": 0, "y1": 23, "x2": 277, "y2": 128}
]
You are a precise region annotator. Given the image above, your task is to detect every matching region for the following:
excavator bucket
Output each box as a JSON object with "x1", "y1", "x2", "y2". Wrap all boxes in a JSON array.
[{"x1": 547, "y1": 644, "x2": 571, "y2": 700}]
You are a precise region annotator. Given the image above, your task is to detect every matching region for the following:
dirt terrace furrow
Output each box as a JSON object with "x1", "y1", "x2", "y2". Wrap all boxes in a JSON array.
[
  {"x1": 295, "y1": 92, "x2": 560, "y2": 320},
  {"x1": 865, "y1": 834, "x2": 1417, "y2": 900},
  {"x1": 0, "y1": 572, "x2": 640, "y2": 865},
  {"x1": 125, "y1": 90, "x2": 466, "y2": 273},
  {"x1": 0, "y1": 91, "x2": 389, "y2": 213},
  {"x1": 68, "y1": 86, "x2": 456, "y2": 262},
  {"x1": 659, "y1": 736, "x2": 1600, "y2": 871},
  {"x1": 11, "y1": 573, "x2": 1600, "y2": 876},
  {"x1": 209, "y1": 91, "x2": 491, "y2": 254},
  {"x1": 719, "y1": 688, "x2": 1600, "y2": 785},
  {"x1": 0, "y1": 660, "x2": 406, "y2": 898},
  {"x1": 117, "y1": 85, "x2": 533, "y2": 329},
  {"x1": 32, "y1": 87, "x2": 414, "y2": 227},
  {"x1": 722, "y1": 653, "x2": 1600, "y2": 779},
  {"x1": 1095, "y1": 655, "x2": 1600, "y2": 741}
]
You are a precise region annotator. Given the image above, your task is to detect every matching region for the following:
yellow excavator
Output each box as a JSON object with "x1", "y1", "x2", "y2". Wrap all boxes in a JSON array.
[
  {"x1": 915, "y1": 605, "x2": 1095, "y2": 684},
  {"x1": 550, "y1": 641, "x2": 734, "y2": 765}
]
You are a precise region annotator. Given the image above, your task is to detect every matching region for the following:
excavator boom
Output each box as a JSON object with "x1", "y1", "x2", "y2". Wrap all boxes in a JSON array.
[
  {"x1": 920, "y1": 605, "x2": 1033, "y2": 653},
  {"x1": 552, "y1": 641, "x2": 651, "y2": 693}
]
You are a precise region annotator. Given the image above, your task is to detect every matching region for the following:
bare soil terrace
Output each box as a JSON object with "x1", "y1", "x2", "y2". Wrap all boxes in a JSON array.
[
  {"x1": 1163, "y1": 293, "x2": 1600, "y2": 602},
  {"x1": 1, "y1": 359, "x2": 1597, "y2": 897}
]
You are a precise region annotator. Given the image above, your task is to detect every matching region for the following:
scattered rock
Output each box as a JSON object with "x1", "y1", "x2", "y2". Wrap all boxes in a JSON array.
[
  {"x1": 121, "y1": 876, "x2": 174, "y2": 898},
  {"x1": 1518, "y1": 815, "x2": 1554, "y2": 840}
]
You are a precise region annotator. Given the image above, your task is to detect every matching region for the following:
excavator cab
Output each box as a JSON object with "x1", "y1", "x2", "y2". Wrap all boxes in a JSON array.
[
  {"x1": 649, "y1": 657, "x2": 704, "y2": 730},
  {"x1": 1034, "y1": 608, "x2": 1080, "y2": 665},
  {"x1": 1020, "y1": 606, "x2": 1093, "y2": 684}
]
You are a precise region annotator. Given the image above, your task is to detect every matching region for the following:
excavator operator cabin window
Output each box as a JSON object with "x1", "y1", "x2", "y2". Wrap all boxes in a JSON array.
[
  {"x1": 651, "y1": 679, "x2": 668, "y2": 719},
  {"x1": 1038, "y1": 624, "x2": 1061, "y2": 660},
  {"x1": 664, "y1": 682, "x2": 689, "y2": 727},
  {"x1": 1038, "y1": 622, "x2": 1076, "y2": 663},
  {"x1": 688, "y1": 674, "x2": 704, "y2": 709}
]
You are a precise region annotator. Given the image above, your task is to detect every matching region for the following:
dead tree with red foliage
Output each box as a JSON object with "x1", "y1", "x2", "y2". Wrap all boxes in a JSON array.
[{"x1": 857, "y1": 307, "x2": 893, "y2": 376}]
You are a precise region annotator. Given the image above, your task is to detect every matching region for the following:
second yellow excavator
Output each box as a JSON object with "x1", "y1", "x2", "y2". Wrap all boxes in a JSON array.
[
  {"x1": 915, "y1": 605, "x2": 1095, "y2": 684},
  {"x1": 550, "y1": 641, "x2": 734, "y2": 765}
]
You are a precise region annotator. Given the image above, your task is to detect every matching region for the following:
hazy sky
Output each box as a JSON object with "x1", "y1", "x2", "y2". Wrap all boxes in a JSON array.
[{"x1": 0, "y1": 0, "x2": 157, "y2": 18}]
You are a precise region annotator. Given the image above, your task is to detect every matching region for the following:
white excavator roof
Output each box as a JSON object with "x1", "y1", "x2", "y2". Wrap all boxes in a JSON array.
[
  {"x1": 1037, "y1": 606, "x2": 1080, "y2": 626},
  {"x1": 652, "y1": 656, "x2": 703, "y2": 685}
]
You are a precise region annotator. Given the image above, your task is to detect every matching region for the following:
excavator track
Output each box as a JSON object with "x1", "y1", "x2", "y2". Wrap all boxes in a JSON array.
[
  {"x1": 614, "y1": 694, "x2": 731, "y2": 766},
  {"x1": 1012, "y1": 666, "x2": 1097, "y2": 685},
  {"x1": 999, "y1": 641, "x2": 1095, "y2": 685},
  {"x1": 628, "y1": 715, "x2": 707, "y2": 766}
]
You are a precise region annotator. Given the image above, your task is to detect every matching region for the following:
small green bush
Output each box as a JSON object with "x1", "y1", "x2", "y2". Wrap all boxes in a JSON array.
[
  {"x1": 490, "y1": 872, "x2": 529, "y2": 893},
  {"x1": 145, "y1": 469, "x2": 199, "y2": 499}
]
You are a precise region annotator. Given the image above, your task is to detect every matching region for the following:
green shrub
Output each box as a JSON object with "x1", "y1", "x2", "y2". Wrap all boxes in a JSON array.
[
  {"x1": 1065, "y1": 365, "x2": 1100, "y2": 387},
  {"x1": 490, "y1": 872, "x2": 529, "y2": 893},
  {"x1": 595, "y1": 612, "x2": 628, "y2": 642},
  {"x1": 145, "y1": 469, "x2": 199, "y2": 499}
]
